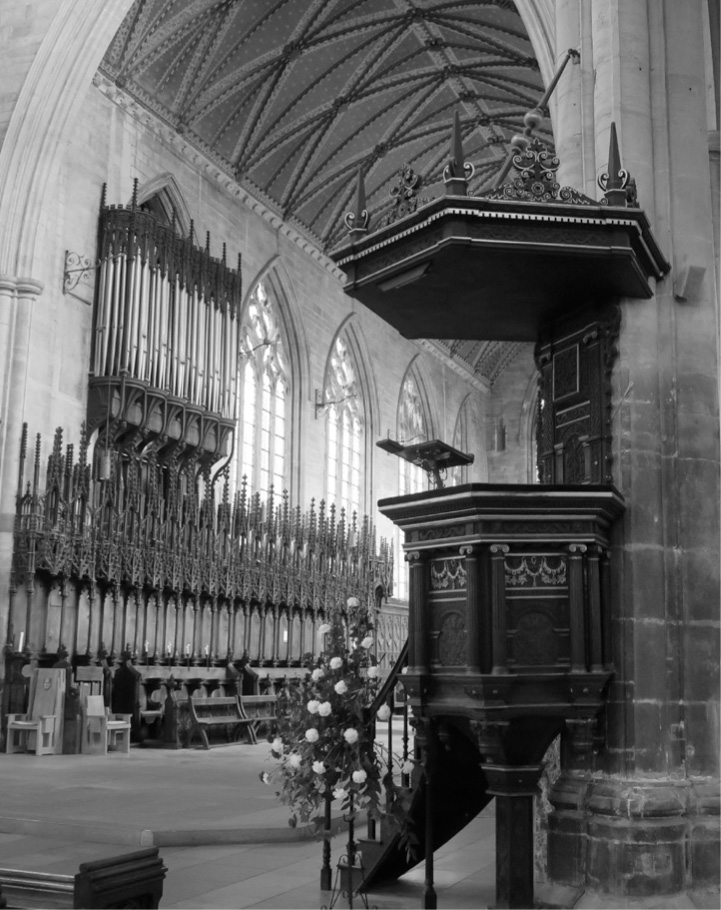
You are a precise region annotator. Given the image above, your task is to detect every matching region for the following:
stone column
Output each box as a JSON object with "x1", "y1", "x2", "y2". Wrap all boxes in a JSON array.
[
  {"x1": 0, "y1": 276, "x2": 43, "y2": 677},
  {"x1": 544, "y1": 0, "x2": 721, "y2": 901}
]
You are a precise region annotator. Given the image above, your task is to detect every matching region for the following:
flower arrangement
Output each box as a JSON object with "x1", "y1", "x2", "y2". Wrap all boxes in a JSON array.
[{"x1": 261, "y1": 603, "x2": 415, "y2": 850}]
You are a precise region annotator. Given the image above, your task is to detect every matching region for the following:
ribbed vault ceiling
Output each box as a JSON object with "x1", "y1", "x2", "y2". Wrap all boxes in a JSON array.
[{"x1": 101, "y1": 0, "x2": 548, "y2": 384}]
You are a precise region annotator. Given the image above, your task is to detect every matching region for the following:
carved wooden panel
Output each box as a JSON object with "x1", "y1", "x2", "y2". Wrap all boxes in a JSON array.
[{"x1": 535, "y1": 304, "x2": 620, "y2": 485}]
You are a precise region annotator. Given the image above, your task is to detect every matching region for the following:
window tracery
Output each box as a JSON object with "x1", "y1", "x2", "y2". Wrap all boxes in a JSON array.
[
  {"x1": 324, "y1": 333, "x2": 363, "y2": 519},
  {"x1": 237, "y1": 281, "x2": 288, "y2": 497}
]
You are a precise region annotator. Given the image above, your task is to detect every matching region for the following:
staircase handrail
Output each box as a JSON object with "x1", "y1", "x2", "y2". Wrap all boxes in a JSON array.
[{"x1": 370, "y1": 638, "x2": 408, "y2": 715}]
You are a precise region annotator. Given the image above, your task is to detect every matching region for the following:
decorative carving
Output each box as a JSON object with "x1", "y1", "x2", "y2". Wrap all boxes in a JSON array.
[
  {"x1": 417, "y1": 525, "x2": 466, "y2": 541},
  {"x1": 481, "y1": 137, "x2": 596, "y2": 205},
  {"x1": 505, "y1": 555, "x2": 566, "y2": 588},
  {"x1": 437, "y1": 611, "x2": 466, "y2": 666},
  {"x1": 511, "y1": 610, "x2": 558, "y2": 666},
  {"x1": 378, "y1": 165, "x2": 431, "y2": 228},
  {"x1": 553, "y1": 346, "x2": 579, "y2": 400},
  {"x1": 430, "y1": 558, "x2": 467, "y2": 590}
]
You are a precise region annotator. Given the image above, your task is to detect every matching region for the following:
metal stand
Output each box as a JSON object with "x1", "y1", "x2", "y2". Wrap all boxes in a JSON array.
[{"x1": 321, "y1": 795, "x2": 375, "y2": 910}]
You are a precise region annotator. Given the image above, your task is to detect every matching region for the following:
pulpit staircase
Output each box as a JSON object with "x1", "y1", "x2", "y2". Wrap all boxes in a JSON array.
[
  {"x1": 353, "y1": 483, "x2": 625, "y2": 907},
  {"x1": 360, "y1": 644, "x2": 493, "y2": 887}
]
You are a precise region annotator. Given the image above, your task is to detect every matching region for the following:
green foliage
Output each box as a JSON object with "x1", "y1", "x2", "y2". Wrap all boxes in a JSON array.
[{"x1": 260, "y1": 604, "x2": 414, "y2": 844}]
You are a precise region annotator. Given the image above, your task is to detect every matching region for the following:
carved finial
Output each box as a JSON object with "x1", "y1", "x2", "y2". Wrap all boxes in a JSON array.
[
  {"x1": 131, "y1": 178, "x2": 139, "y2": 210},
  {"x1": 344, "y1": 167, "x2": 369, "y2": 239},
  {"x1": 206, "y1": 231, "x2": 211, "y2": 255},
  {"x1": 443, "y1": 110, "x2": 474, "y2": 194},
  {"x1": 598, "y1": 122, "x2": 632, "y2": 206},
  {"x1": 100, "y1": 183, "x2": 107, "y2": 211},
  {"x1": 222, "y1": 242, "x2": 227, "y2": 266},
  {"x1": 189, "y1": 220, "x2": 195, "y2": 245}
]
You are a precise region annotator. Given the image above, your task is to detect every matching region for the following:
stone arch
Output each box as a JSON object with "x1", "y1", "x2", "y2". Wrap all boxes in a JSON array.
[
  {"x1": 322, "y1": 314, "x2": 380, "y2": 515},
  {"x1": 397, "y1": 355, "x2": 436, "y2": 442},
  {"x1": 136, "y1": 173, "x2": 192, "y2": 237},
  {"x1": 0, "y1": 0, "x2": 135, "y2": 276},
  {"x1": 239, "y1": 256, "x2": 309, "y2": 501}
]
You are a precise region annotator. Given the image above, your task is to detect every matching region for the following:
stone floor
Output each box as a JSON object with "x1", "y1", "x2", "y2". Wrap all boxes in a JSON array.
[{"x1": 0, "y1": 738, "x2": 496, "y2": 909}]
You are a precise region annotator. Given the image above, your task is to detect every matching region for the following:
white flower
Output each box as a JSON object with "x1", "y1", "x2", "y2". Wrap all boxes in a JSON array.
[
  {"x1": 352, "y1": 769, "x2": 367, "y2": 784},
  {"x1": 334, "y1": 680, "x2": 348, "y2": 695},
  {"x1": 329, "y1": 657, "x2": 342, "y2": 670},
  {"x1": 312, "y1": 761, "x2": 325, "y2": 774},
  {"x1": 260, "y1": 771, "x2": 271, "y2": 785},
  {"x1": 343, "y1": 728, "x2": 359, "y2": 744},
  {"x1": 377, "y1": 704, "x2": 391, "y2": 722},
  {"x1": 318, "y1": 623, "x2": 331, "y2": 635},
  {"x1": 305, "y1": 728, "x2": 319, "y2": 743},
  {"x1": 318, "y1": 701, "x2": 332, "y2": 717},
  {"x1": 401, "y1": 666, "x2": 408, "y2": 675},
  {"x1": 287, "y1": 753, "x2": 302, "y2": 770},
  {"x1": 333, "y1": 787, "x2": 348, "y2": 802},
  {"x1": 360, "y1": 636, "x2": 373, "y2": 649},
  {"x1": 402, "y1": 760, "x2": 414, "y2": 775},
  {"x1": 271, "y1": 737, "x2": 283, "y2": 754},
  {"x1": 311, "y1": 668, "x2": 325, "y2": 681},
  {"x1": 367, "y1": 666, "x2": 379, "y2": 679},
  {"x1": 307, "y1": 699, "x2": 320, "y2": 714}
]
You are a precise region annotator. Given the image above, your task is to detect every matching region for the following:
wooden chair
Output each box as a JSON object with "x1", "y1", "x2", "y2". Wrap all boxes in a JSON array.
[
  {"x1": 75, "y1": 666, "x2": 104, "y2": 699},
  {"x1": 5, "y1": 668, "x2": 65, "y2": 756},
  {"x1": 82, "y1": 695, "x2": 132, "y2": 755}
]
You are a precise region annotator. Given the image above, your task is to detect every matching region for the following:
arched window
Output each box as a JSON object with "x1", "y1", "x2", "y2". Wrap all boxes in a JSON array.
[
  {"x1": 237, "y1": 281, "x2": 288, "y2": 497},
  {"x1": 395, "y1": 367, "x2": 430, "y2": 600},
  {"x1": 323, "y1": 333, "x2": 363, "y2": 519},
  {"x1": 451, "y1": 398, "x2": 471, "y2": 485}
]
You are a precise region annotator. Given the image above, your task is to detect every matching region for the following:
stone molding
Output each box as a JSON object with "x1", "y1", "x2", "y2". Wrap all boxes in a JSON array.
[{"x1": 92, "y1": 71, "x2": 346, "y2": 284}]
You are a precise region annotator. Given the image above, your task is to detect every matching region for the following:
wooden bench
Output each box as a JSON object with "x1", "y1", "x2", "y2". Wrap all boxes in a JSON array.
[
  {"x1": 0, "y1": 847, "x2": 165, "y2": 909},
  {"x1": 242, "y1": 694, "x2": 278, "y2": 739},
  {"x1": 187, "y1": 694, "x2": 256, "y2": 749}
]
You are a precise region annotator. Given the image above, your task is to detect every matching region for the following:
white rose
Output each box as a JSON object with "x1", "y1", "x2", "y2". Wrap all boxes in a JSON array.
[
  {"x1": 307, "y1": 699, "x2": 320, "y2": 714},
  {"x1": 402, "y1": 760, "x2": 414, "y2": 775},
  {"x1": 260, "y1": 771, "x2": 271, "y2": 785},
  {"x1": 318, "y1": 701, "x2": 332, "y2": 717},
  {"x1": 333, "y1": 787, "x2": 348, "y2": 801},
  {"x1": 334, "y1": 680, "x2": 348, "y2": 695},
  {"x1": 377, "y1": 704, "x2": 391, "y2": 722},
  {"x1": 367, "y1": 666, "x2": 379, "y2": 679},
  {"x1": 329, "y1": 657, "x2": 342, "y2": 670},
  {"x1": 312, "y1": 761, "x2": 325, "y2": 774},
  {"x1": 401, "y1": 666, "x2": 408, "y2": 675},
  {"x1": 305, "y1": 728, "x2": 319, "y2": 743},
  {"x1": 311, "y1": 668, "x2": 325, "y2": 681},
  {"x1": 271, "y1": 737, "x2": 283, "y2": 752},
  {"x1": 360, "y1": 636, "x2": 373, "y2": 649},
  {"x1": 352, "y1": 769, "x2": 367, "y2": 784},
  {"x1": 343, "y1": 728, "x2": 359, "y2": 744},
  {"x1": 318, "y1": 623, "x2": 331, "y2": 635},
  {"x1": 288, "y1": 753, "x2": 301, "y2": 770}
]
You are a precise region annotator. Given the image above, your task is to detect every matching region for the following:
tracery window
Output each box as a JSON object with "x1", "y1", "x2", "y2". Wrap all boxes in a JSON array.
[
  {"x1": 324, "y1": 333, "x2": 363, "y2": 519},
  {"x1": 237, "y1": 281, "x2": 288, "y2": 497},
  {"x1": 395, "y1": 369, "x2": 429, "y2": 600}
]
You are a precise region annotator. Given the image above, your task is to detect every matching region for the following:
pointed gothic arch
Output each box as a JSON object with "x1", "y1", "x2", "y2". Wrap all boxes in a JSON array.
[
  {"x1": 136, "y1": 173, "x2": 192, "y2": 236},
  {"x1": 321, "y1": 316, "x2": 377, "y2": 518}
]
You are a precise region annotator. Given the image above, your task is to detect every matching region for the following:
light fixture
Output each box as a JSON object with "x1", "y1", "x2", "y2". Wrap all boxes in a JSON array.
[{"x1": 314, "y1": 389, "x2": 353, "y2": 418}]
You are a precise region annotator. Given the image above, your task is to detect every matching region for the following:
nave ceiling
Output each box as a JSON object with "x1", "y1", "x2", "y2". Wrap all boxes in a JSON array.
[{"x1": 101, "y1": 0, "x2": 549, "y2": 386}]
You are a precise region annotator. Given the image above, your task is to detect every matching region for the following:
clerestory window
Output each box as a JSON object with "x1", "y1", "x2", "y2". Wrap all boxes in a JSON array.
[
  {"x1": 324, "y1": 333, "x2": 363, "y2": 519},
  {"x1": 237, "y1": 281, "x2": 288, "y2": 498}
]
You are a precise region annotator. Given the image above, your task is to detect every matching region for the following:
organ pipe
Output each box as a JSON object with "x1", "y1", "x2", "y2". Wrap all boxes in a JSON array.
[{"x1": 93, "y1": 183, "x2": 242, "y2": 421}]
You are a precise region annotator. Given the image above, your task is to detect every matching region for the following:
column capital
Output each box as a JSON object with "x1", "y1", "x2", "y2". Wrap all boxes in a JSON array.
[{"x1": 0, "y1": 276, "x2": 44, "y2": 297}]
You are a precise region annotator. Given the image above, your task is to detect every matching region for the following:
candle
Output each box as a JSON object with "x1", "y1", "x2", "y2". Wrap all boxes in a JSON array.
[
  {"x1": 17, "y1": 632, "x2": 24, "y2": 653},
  {"x1": 185, "y1": 643, "x2": 190, "y2": 656},
  {"x1": 204, "y1": 645, "x2": 209, "y2": 656},
  {"x1": 144, "y1": 640, "x2": 149, "y2": 653},
  {"x1": 166, "y1": 641, "x2": 172, "y2": 655}
]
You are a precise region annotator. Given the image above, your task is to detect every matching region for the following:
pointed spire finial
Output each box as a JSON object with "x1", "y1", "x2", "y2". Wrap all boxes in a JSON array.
[
  {"x1": 598, "y1": 121, "x2": 633, "y2": 206},
  {"x1": 443, "y1": 110, "x2": 474, "y2": 195},
  {"x1": 344, "y1": 167, "x2": 370, "y2": 240}
]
